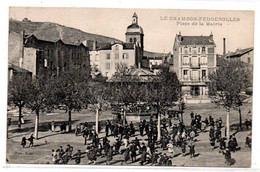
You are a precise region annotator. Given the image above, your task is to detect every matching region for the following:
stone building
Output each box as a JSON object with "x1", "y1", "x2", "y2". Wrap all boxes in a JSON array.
[
  {"x1": 172, "y1": 32, "x2": 217, "y2": 103},
  {"x1": 224, "y1": 47, "x2": 254, "y2": 65},
  {"x1": 21, "y1": 34, "x2": 90, "y2": 77}
]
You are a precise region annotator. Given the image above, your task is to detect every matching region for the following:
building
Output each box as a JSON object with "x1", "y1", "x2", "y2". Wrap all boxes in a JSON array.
[
  {"x1": 172, "y1": 32, "x2": 217, "y2": 102},
  {"x1": 224, "y1": 47, "x2": 254, "y2": 65},
  {"x1": 21, "y1": 34, "x2": 90, "y2": 77},
  {"x1": 95, "y1": 41, "x2": 137, "y2": 78},
  {"x1": 8, "y1": 62, "x2": 32, "y2": 81},
  {"x1": 90, "y1": 12, "x2": 144, "y2": 78}
]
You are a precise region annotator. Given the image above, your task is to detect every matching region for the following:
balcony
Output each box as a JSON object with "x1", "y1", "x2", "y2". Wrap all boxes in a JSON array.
[{"x1": 190, "y1": 63, "x2": 200, "y2": 68}]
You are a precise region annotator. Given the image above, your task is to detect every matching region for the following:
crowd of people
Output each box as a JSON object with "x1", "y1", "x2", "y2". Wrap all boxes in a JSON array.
[{"x1": 20, "y1": 110, "x2": 251, "y2": 166}]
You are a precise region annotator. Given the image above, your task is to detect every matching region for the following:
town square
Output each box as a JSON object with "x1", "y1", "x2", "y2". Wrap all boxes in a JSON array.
[{"x1": 6, "y1": 8, "x2": 254, "y2": 167}]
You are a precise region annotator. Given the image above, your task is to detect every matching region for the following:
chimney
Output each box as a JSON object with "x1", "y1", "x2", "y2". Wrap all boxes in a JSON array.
[
  {"x1": 93, "y1": 40, "x2": 97, "y2": 51},
  {"x1": 209, "y1": 32, "x2": 213, "y2": 41},
  {"x1": 223, "y1": 38, "x2": 226, "y2": 55},
  {"x1": 178, "y1": 31, "x2": 182, "y2": 41}
]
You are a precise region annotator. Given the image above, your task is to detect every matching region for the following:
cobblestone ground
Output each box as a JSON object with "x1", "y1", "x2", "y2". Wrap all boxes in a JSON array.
[{"x1": 6, "y1": 103, "x2": 252, "y2": 167}]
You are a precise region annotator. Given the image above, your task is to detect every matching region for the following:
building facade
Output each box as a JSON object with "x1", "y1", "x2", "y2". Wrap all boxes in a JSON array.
[
  {"x1": 224, "y1": 47, "x2": 254, "y2": 65},
  {"x1": 172, "y1": 32, "x2": 216, "y2": 100},
  {"x1": 21, "y1": 34, "x2": 90, "y2": 77},
  {"x1": 90, "y1": 12, "x2": 144, "y2": 78}
]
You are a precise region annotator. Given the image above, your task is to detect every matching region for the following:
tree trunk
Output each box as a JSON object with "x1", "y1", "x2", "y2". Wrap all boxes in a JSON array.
[
  {"x1": 68, "y1": 109, "x2": 72, "y2": 132},
  {"x1": 34, "y1": 110, "x2": 39, "y2": 139},
  {"x1": 18, "y1": 106, "x2": 22, "y2": 129},
  {"x1": 157, "y1": 113, "x2": 161, "y2": 141},
  {"x1": 239, "y1": 106, "x2": 242, "y2": 131},
  {"x1": 226, "y1": 108, "x2": 230, "y2": 141},
  {"x1": 96, "y1": 106, "x2": 99, "y2": 135}
]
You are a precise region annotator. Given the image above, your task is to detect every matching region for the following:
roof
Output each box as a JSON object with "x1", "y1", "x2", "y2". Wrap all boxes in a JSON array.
[
  {"x1": 98, "y1": 42, "x2": 134, "y2": 50},
  {"x1": 178, "y1": 36, "x2": 215, "y2": 46},
  {"x1": 108, "y1": 67, "x2": 156, "y2": 82},
  {"x1": 126, "y1": 24, "x2": 144, "y2": 34},
  {"x1": 26, "y1": 34, "x2": 87, "y2": 48},
  {"x1": 143, "y1": 51, "x2": 165, "y2": 59},
  {"x1": 224, "y1": 47, "x2": 254, "y2": 58},
  {"x1": 8, "y1": 63, "x2": 32, "y2": 73}
]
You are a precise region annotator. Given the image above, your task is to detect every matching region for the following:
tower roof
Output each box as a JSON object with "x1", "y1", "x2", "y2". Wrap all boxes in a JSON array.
[{"x1": 126, "y1": 12, "x2": 144, "y2": 35}]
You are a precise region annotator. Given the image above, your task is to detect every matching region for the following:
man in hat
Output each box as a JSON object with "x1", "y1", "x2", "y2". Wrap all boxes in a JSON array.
[{"x1": 105, "y1": 120, "x2": 111, "y2": 137}]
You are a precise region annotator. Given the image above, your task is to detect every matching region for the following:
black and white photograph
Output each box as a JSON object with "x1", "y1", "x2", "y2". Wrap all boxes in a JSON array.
[{"x1": 5, "y1": 6, "x2": 255, "y2": 168}]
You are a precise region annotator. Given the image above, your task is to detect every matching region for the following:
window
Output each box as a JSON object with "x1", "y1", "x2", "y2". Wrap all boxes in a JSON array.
[
  {"x1": 106, "y1": 54, "x2": 110, "y2": 60},
  {"x1": 192, "y1": 49, "x2": 197, "y2": 54},
  {"x1": 44, "y1": 59, "x2": 48, "y2": 67},
  {"x1": 123, "y1": 53, "x2": 128, "y2": 59},
  {"x1": 200, "y1": 56, "x2": 207, "y2": 64},
  {"x1": 248, "y1": 57, "x2": 251, "y2": 64},
  {"x1": 115, "y1": 45, "x2": 119, "y2": 50},
  {"x1": 184, "y1": 70, "x2": 188, "y2": 75},
  {"x1": 183, "y1": 56, "x2": 189, "y2": 65},
  {"x1": 184, "y1": 49, "x2": 188, "y2": 54},
  {"x1": 189, "y1": 47, "x2": 191, "y2": 53},
  {"x1": 198, "y1": 47, "x2": 200, "y2": 53},
  {"x1": 208, "y1": 48, "x2": 214, "y2": 53},
  {"x1": 130, "y1": 38, "x2": 132, "y2": 43},
  {"x1": 115, "y1": 53, "x2": 119, "y2": 59},
  {"x1": 202, "y1": 47, "x2": 206, "y2": 54},
  {"x1": 180, "y1": 48, "x2": 182, "y2": 53},
  {"x1": 106, "y1": 62, "x2": 110, "y2": 70},
  {"x1": 202, "y1": 70, "x2": 206, "y2": 78},
  {"x1": 134, "y1": 38, "x2": 137, "y2": 43}
]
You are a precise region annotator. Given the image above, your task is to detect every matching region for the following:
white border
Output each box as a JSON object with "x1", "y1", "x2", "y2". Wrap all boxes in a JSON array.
[{"x1": 1, "y1": 0, "x2": 259, "y2": 171}]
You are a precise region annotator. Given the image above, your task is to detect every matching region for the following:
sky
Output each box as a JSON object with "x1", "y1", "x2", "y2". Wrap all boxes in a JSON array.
[{"x1": 9, "y1": 7, "x2": 254, "y2": 54}]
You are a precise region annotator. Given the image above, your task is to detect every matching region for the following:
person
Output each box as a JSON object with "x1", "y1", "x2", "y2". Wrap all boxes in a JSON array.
[
  {"x1": 188, "y1": 140, "x2": 195, "y2": 158},
  {"x1": 52, "y1": 149, "x2": 58, "y2": 164},
  {"x1": 215, "y1": 129, "x2": 222, "y2": 142},
  {"x1": 139, "y1": 150, "x2": 147, "y2": 165},
  {"x1": 129, "y1": 143, "x2": 137, "y2": 163},
  {"x1": 167, "y1": 141, "x2": 174, "y2": 154},
  {"x1": 106, "y1": 146, "x2": 113, "y2": 165},
  {"x1": 181, "y1": 141, "x2": 186, "y2": 156},
  {"x1": 73, "y1": 150, "x2": 82, "y2": 165},
  {"x1": 28, "y1": 133, "x2": 34, "y2": 147},
  {"x1": 62, "y1": 151, "x2": 70, "y2": 164},
  {"x1": 189, "y1": 130, "x2": 195, "y2": 141},
  {"x1": 21, "y1": 135, "x2": 26, "y2": 148},
  {"x1": 223, "y1": 148, "x2": 234, "y2": 166},
  {"x1": 151, "y1": 150, "x2": 159, "y2": 166},
  {"x1": 59, "y1": 146, "x2": 64, "y2": 156},
  {"x1": 65, "y1": 144, "x2": 73, "y2": 159},
  {"x1": 209, "y1": 126, "x2": 214, "y2": 139},
  {"x1": 245, "y1": 136, "x2": 251, "y2": 148},
  {"x1": 86, "y1": 146, "x2": 97, "y2": 164},
  {"x1": 244, "y1": 119, "x2": 251, "y2": 130},
  {"x1": 83, "y1": 129, "x2": 89, "y2": 145},
  {"x1": 122, "y1": 147, "x2": 130, "y2": 165},
  {"x1": 134, "y1": 137, "x2": 141, "y2": 150},
  {"x1": 104, "y1": 140, "x2": 111, "y2": 156},
  {"x1": 105, "y1": 120, "x2": 111, "y2": 137},
  {"x1": 51, "y1": 121, "x2": 55, "y2": 132},
  {"x1": 114, "y1": 139, "x2": 121, "y2": 154},
  {"x1": 140, "y1": 142, "x2": 147, "y2": 154},
  {"x1": 210, "y1": 135, "x2": 216, "y2": 150},
  {"x1": 158, "y1": 154, "x2": 165, "y2": 166},
  {"x1": 219, "y1": 137, "x2": 226, "y2": 150}
]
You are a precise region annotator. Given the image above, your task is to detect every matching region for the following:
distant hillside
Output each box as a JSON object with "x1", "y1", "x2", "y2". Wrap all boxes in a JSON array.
[{"x1": 9, "y1": 19, "x2": 121, "y2": 49}]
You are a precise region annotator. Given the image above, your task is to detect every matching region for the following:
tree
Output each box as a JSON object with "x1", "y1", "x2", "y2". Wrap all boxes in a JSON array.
[
  {"x1": 146, "y1": 65, "x2": 181, "y2": 141},
  {"x1": 26, "y1": 73, "x2": 55, "y2": 139},
  {"x1": 54, "y1": 68, "x2": 89, "y2": 132},
  {"x1": 8, "y1": 73, "x2": 31, "y2": 129},
  {"x1": 109, "y1": 63, "x2": 146, "y2": 122},
  {"x1": 87, "y1": 77, "x2": 110, "y2": 134},
  {"x1": 208, "y1": 59, "x2": 252, "y2": 138}
]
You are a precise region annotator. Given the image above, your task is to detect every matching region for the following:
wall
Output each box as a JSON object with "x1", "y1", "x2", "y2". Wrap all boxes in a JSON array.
[
  {"x1": 23, "y1": 47, "x2": 37, "y2": 76},
  {"x1": 8, "y1": 31, "x2": 23, "y2": 66}
]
